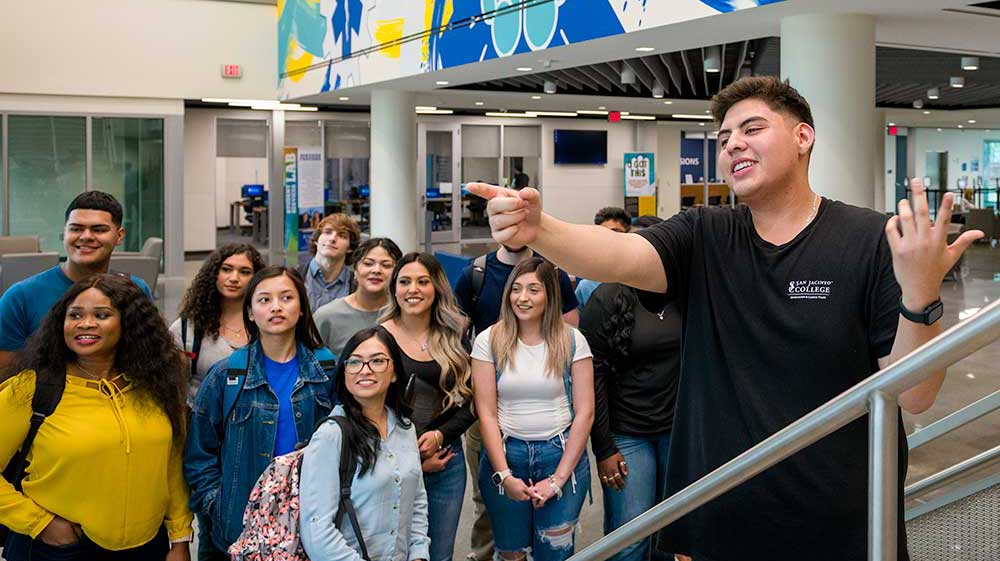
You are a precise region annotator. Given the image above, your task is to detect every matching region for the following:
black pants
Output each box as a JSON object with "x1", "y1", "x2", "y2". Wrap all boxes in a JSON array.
[
  {"x1": 195, "y1": 513, "x2": 229, "y2": 561},
  {"x1": 2, "y1": 526, "x2": 168, "y2": 561}
]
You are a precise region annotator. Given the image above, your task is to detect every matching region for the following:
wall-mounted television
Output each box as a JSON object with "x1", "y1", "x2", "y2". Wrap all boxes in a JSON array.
[{"x1": 554, "y1": 129, "x2": 608, "y2": 165}]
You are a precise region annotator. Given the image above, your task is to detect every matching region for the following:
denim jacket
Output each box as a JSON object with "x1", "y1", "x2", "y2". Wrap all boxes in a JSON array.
[
  {"x1": 300, "y1": 405, "x2": 430, "y2": 561},
  {"x1": 183, "y1": 341, "x2": 336, "y2": 552}
]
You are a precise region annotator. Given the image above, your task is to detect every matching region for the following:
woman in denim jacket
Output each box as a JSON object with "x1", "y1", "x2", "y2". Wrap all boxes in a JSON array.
[
  {"x1": 183, "y1": 266, "x2": 336, "y2": 560},
  {"x1": 471, "y1": 258, "x2": 594, "y2": 561},
  {"x1": 300, "y1": 326, "x2": 430, "y2": 561}
]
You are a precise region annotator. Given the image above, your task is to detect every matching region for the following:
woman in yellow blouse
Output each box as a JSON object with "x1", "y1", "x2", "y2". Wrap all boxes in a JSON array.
[{"x1": 0, "y1": 274, "x2": 192, "y2": 561}]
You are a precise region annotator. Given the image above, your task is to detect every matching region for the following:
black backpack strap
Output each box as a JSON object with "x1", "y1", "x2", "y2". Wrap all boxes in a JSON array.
[
  {"x1": 5, "y1": 374, "x2": 66, "y2": 492},
  {"x1": 470, "y1": 254, "x2": 488, "y2": 310},
  {"x1": 330, "y1": 416, "x2": 370, "y2": 561}
]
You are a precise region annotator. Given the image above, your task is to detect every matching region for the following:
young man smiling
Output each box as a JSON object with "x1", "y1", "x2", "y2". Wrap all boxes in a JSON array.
[
  {"x1": 468, "y1": 77, "x2": 981, "y2": 561},
  {"x1": 300, "y1": 213, "x2": 360, "y2": 312},
  {"x1": 0, "y1": 191, "x2": 151, "y2": 365}
]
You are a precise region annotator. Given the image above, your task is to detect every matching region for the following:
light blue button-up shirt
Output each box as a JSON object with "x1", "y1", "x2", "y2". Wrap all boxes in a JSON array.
[
  {"x1": 305, "y1": 258, "x2": 355, "y2": 312},
  {"x1": 300, "y1": 405, "x2": 430, "y2": 561}
]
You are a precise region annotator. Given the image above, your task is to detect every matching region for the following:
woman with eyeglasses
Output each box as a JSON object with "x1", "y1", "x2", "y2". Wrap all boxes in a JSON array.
[
  {"x1": 380, "y1": 253, "x2": 473, "y2": 561},
  {"x1": 183, "y1": 266, "x2": 336, "y2": 560},
  {"x1": 300, "y1": 326, "x2": 429, "y2": 561}
]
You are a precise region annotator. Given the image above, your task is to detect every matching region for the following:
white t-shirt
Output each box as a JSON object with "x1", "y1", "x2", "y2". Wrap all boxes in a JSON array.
[{"x1": 471, "y1": 325, "x2": 592, "y2": 441}]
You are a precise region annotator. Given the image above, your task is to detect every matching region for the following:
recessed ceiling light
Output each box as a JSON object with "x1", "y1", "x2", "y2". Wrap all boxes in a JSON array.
[
  {"x1": 927, "y1": 88, "x2": 940, "y2": 100},
  {"x1": 516, "y1": 67, "x2": 533, "y2": 72},
  {"x1": 699, "y1": 122, "x2": 706, "y2": 126},
  {"x1": 663, "y1": 100, "x2": 673, "y2": 105},
  {"x1": 923, "y1": 111, "x2": 931, "y2": 115},
  {"x1": 704, "y1": 110, "x2": 711, "y2": 113},
  {"x1": 937, "y1": 128, "x2": 943, "y2": 131},
  {"x1": 621, "y1": 115, "x2": 656, "y2": 120},
  {"x1": 961, "y1": 56, "x2": 979, "y2": 71},
  {"x1": 485, "y1": 112, "x2": 537, "y2": 118},
  {"x1": 635, "y1": 47, "x2": 655, "y2": 52},
  {"x1": 619, "y1": 112, "x2": 630, "y2": 116},
  {"x1": 531, "y1": 95, "x2": 542, "y2": 99},
  {"x1": 958, "y1": 124, "x2": 964, "y2": 128},
  {"x1": 474, "y1": 101, "x2": 484, "y2": 106},
  {"x1": 672, "y1": 114, "x2": 715, "y2": 120},
  {"x1": 435, "y1": 80, "x2": 449, "y2": 85},
  {"x1": 577, "y1": 110, "x2": 609, "y2": 115},
  {"x1": 338, "y1": 96, "x2": 350, "y2": 101},
  {"x1": 888, "y1": 122, "x2": 895, "y2": 126},
  {"x1": 415, "y1": 106, "x2": 437, "y2": 111},
  {"x1": 950, "y1": 77, "x2": 964, "y2": 88},
  {"x1": 968, "y1": 119, "x2": 977, "y2": 124},
  {"x1": 598, "y1": 106, "x2": 606, "y2": 110},
  {"x1": 416, "y1": 109, "x2": 454, "y2": 115},
  {"x1": 527, "y1": 111, "x2": 578, "y2": 117}
]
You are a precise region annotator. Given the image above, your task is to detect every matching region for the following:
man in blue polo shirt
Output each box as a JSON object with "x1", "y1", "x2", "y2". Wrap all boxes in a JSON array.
[{"x1": 0, "y1": 191, "x2": 151, "y2": 365}]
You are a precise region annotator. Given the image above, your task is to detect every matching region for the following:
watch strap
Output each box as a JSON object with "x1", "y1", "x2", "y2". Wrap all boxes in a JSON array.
[{"x1": 898, "y1": 298, "x2": 943, "y2": 325}]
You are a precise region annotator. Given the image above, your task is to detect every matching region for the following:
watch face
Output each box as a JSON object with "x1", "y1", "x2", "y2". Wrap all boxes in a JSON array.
[
  {"x1": 928, "y1": 302, "x2": 944, "y2": 324},
  {"x1": 492, "y1": 472, "x2": 502, "y2": 485}
]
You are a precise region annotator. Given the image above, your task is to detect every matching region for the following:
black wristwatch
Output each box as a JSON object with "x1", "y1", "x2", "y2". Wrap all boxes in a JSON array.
[{"x1": 898, "y1": 298, "x2": 943, "y2": 325}]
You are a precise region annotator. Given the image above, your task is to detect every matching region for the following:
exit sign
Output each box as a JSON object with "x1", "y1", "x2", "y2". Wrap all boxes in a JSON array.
[{"x1": 221, "y1": 64, "x2": 243, "y2": 78}]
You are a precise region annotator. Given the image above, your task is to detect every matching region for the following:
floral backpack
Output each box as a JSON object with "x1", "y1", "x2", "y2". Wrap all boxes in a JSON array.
[{"x1": 228, "y1": 416, "x2": 370, "y2": 561}]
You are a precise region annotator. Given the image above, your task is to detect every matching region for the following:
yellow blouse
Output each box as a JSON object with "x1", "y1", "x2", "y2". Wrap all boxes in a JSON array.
[{"x1": 0, "y1": 370, "x2": 193, "y2": 550}]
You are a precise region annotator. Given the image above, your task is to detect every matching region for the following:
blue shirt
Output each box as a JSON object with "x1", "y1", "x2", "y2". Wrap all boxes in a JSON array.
[
  {"x1": 0, "y1": 265, "x2": 152, "y2": 351},
  {"x1": 575, "y1": 278, "x2": 602, "y2": 310},
  {"x1": 300, "y1": 405, "x2": 430, "y2": 561},
  {"x1": 305, "y1": 258, "x2": 355, "y2": 312},
  {"x1": 453, "y1": 252, "x2": 579, "y2": 334},
  {"x1": 264, "y1": 354, "x2": 300, "y2": 456}
]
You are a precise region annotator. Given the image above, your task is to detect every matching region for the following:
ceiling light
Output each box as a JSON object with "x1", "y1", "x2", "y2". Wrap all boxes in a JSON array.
[
  {"x1": 527, "y1": 111, "x2": 578, "y2": 117},
  {"x1": 958, "y1": 124, "x2": 964, "y2": 128},
  {"x1": 652, "y1": 84, "x2": 665, "y2": 98},
  {"x1": 531, "y1": 95, "x2": 542, "y2": 100},
  {"x1": 968, "y1": 119, "x2": 977, "y2": 124},
  {"x1": 475, "y1": 101, "x2": 485, "y2": 106},
  {"x1": 544, "y1": 80, "x2": 557, "y2": 94},
  {"x1": 961, "y1": 56, "x2": 979, "y2": 71},
  {"x1": 913, "y1": 99, "x2": 924, "y2": 109},
  {"x1": 416, "y1": 109, "x2": 454, "y2": 115},
  {"x1": 663, "y1": 100, "x2": 673, "y2": 105},
  {"x1": 950, "y1": 77, "x2": 964, "y2": 88},
  {"x1": 927, "y1": 88, "x2": 940, "y2": 100},
  {"x1": 619, "y1": 112, "x2": 630, "y2": 116},
  {"x1": 415, "y1": 106, "x2": 437, "y2": 111},
  {"x1": 888, "y1": 122, "x2": 895, "y2": 126},
  {"x1": 673, "y1": 114, "x2": 715, "y2": 120},
  {"x1": 229, "y1": 100, "x2": 297, "y2": 108},
  {"x1": 577, "y1": 110, "x2": 609, "y2": 115},
  {"x1": 923, "y1": 110, "x2": 931, "y2": 115},
  {"x1": 937, "y1": 128, "x2": 943, "y2": 131},
  {"x1": 704, "y1": 45, "x2": 721, "y2": 73},
  {"x1": 516, "y1": 67, "x2": 533, "y2": 72},
  {"x1": 250, "y1": 104, "x2": 317, "y2": 111},
  {"x1": 635, "y1": 46, "x2": 655, "y2": 52},
  {"x1": 699, "y1": 122, "x2": 706, "y2": 126},
  {"x1": 598, "y1": 106, "x2": 607, "y2": 110},
  {"x1": 435, "y1": 80, "x2": 449, "y2": 85},
  {"x1": 485, "y1": 112, "x2": 537, "y2": 118},
  {"x1": 621, "y1": 68, "x2": 636, "y2": 85},
  {"x1": 621, "y1": 115, "x2": 656, "y2": 120}
]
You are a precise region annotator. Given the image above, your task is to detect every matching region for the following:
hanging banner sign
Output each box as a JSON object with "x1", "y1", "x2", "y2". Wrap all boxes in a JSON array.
[
  {"x1": 283, "y1": 147, "x2": 299, "y2": 263},
  {"x1": 625, "y1": 152, "x2": 655, "y2": 197},
  {"x1": 297, "y1": 146, "x2": 325, "y2": 248}
]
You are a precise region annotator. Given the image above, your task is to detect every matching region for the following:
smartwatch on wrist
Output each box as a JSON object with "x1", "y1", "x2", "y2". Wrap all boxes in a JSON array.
[
  {"x1": 899, "y1": 298, "x2": 943, "y2": 325},
  {"x1": 491, "y1": 469, "x2": 512, "y2": 486}
]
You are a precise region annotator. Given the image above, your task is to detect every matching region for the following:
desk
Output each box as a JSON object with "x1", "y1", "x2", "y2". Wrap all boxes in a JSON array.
[
  {"x1": 252, "y1": 207, "x2": 268, "y2": 244},
  {"x1": 229, "y1": 201, "x2": 244, "y2": 234},
  {"x1": 681, "y1": 183, "x2": 735, "y2": 207}
]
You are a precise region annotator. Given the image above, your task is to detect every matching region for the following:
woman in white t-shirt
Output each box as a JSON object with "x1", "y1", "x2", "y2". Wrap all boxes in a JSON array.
[{"x1": 471, "y1": 257, "x2": 594, "y2": 561}]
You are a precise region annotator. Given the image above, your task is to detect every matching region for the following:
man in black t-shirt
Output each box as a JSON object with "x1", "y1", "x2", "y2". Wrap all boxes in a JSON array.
[{"x1": 467, "y1": 77, "x2": 982, "y2": 561}]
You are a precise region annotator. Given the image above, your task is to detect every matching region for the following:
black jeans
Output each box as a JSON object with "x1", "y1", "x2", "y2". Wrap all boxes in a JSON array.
[
  {"x1": 195, "y1": 512, "x2": 229, "y2": 561},
  {"x1": 2, "y1": 526, "x2": 168, "y2": 561}
]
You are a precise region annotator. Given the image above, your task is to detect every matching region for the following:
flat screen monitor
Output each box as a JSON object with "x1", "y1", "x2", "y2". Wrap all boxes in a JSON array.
[
  {"x1": 554, "y1": 129, "x2": 607, "y2": 165},
  {"x1": 241, "y1": 184, "x2": 264, "y2": 197}
]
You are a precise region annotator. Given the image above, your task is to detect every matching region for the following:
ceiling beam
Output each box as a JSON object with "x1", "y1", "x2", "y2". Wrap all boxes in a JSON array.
[
  {"x1": 717, "y1": 43, "x2": 727, "y2": 93},
  {"x1": 550, "y1": 69, "x2": 587, "y2": 91},
  {"x1": 593, "y1": 62, "x2": 629, "y2": 93},
  {"x1": 732, "y1": 40, "x2": 749, "y2": 84},
  {"x1": 575, "y1": 65, "x2": 615, "y2": 92},
  {"x1": 659, "y1": 53, "x2": 685, "y2": 93},
  {"x1": 562, "y1": 67, "x2": 606, "y2": 92},
  {"x1": 609, "y1": 60, "x2": 642, "y2": 93},
  {"x1": 700, "y1": 48, "x2": 710, "y2": 96},
  {"x1": 623, "y1": 58, "x2": 654, "y2": 92},
  {"x1": 680, "y1": 50, "x2": 700, "y2": 97},
  {"x1": 640, "y1": 56, "x2": 673, "y2": 96}
]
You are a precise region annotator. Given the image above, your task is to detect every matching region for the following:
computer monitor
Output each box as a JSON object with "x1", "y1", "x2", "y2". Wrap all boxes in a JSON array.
[
  {"x1": 358, "y1": 185, "x2": 370, "y2": 198},
  {"x1": 242, "y1": 184, "x2": 264, "y2": 197}
]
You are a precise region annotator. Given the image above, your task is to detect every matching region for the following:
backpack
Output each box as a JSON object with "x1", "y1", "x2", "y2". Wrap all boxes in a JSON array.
[
  {"x1": 0, "y1": 373, "x2": 67, "y2": 545},
  {"x1": 222, "y1": 346, "x2": 338, "y2": 425},
  {"x1": 180, "y1": 317, "x2": 203, "y2": 382},
  {"x1": 469, "y1": 254, "x2": 488, "y2": 311},
  {"x1": 228, "y1": 416, "x2": 370, "y2": 561}
]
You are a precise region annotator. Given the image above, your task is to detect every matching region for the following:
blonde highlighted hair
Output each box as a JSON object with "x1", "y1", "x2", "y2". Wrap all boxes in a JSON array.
[
  {"x1": 489, "y1": 258, "x2": 571, "y2": 376},
  {"x1": 380, "y1": 253, "x2": 472, "y2": 411}
]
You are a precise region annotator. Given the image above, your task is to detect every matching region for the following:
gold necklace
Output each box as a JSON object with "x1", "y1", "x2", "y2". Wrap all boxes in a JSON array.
[{"x1": 75, "y1": 362, "x2": 112, "y2": 380}]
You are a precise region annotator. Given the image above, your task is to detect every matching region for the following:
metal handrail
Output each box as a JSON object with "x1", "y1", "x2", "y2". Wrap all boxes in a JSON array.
[
  {"x1": 904, "y1": 443, "x2": 1000, "y2": 498},
  {"x1": 907, "y1": 389, "x2": 1000, "y2": 450},
  {"x1": 570, "y1": 297, "x2": 1000, "y2": 561}
]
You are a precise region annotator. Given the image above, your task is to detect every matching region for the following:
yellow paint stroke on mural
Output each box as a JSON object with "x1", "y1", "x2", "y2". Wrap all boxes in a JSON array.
[
  {"x1": 285, "y1": 38, "x2": 315, "y2": 83},
  {"x1": 277, "y1": 0, "x2": 286, "y2": 18},
  {"x1": 374, "y1": 18, "x2": 406, "y2": 59},
  {"x1": 422, "y1": 0, "x2": 454, "y2": 64}
]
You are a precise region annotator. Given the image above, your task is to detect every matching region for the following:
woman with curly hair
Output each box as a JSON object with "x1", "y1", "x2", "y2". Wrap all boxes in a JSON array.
[
  {"x1": 379, "y1": 253, "x2": 473, "y2": 561},
  {"x1": 579, "y1": 272, "x2": 680, "y2": 561},
  {"x1": 0, "y1": 274, "x2": 192, "y2": 561},
  {"x1": 184, "y1": 266, "x2": 335, "y2": 561},
  {"x1": 169, "y1": 243, "x2": 266, "y2": 401}
]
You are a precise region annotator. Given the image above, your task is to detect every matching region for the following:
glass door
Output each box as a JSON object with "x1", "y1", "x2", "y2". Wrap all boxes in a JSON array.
[{"x1": 418, "y1": 123, "x2": 461, "y2": 244}]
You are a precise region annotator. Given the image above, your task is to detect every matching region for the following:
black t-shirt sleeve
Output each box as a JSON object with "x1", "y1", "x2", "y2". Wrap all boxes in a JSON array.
[
  {"x1": 558, "y1": 270, "x2": 580, "y2": 313},
  {"x1": 579, "y1": 283, "x2": 619, "y2": 461},
  {"x1": 437, "y1": 400, "x2": 476, "y2": 446},
  {"x1": 867, "y1": 232, "x2": 901, "y2": 360},
  {"x1": 454, "y1": 266, "x2": 474, "y2": 318},
  {"x1": 636, "y1": 210, "x2": 696, "y2": 305}
]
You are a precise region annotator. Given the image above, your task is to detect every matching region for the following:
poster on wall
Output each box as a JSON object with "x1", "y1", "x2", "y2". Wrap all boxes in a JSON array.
[
  {"x1": 625, "y1": 152, "x2": 655, "y2": 197},
  {"x1": 284, "y1": 147, "x2": 299, "y2": 264},
  {"x1": 297, "y1": 147, "x2": 325, "y2": 247}
]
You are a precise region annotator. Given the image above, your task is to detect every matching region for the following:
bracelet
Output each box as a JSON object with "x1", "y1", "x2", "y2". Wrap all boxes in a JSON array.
[
  {"x1": 435, "y1": 430, "x2": 444, "y2": 450},
  {"x1": 548, "y1": 476, "x2": 563, "y2": 499}
]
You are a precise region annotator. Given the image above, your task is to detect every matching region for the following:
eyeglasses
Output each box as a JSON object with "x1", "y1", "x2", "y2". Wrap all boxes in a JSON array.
[{"x1": 344, "y1": 357, "x2": 392, "y2": 374}]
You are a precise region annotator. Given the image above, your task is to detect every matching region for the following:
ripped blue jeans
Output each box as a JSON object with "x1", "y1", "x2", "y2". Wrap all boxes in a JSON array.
[{"x1": 479, "y1": 431, "x2": 590, "y2": 561}]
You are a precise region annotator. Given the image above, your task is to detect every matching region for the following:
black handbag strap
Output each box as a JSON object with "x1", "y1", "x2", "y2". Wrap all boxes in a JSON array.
[
  {"x1": 329, "y1": 416, "x2": 370, "y2": 561},
  {"x1": 4, "y1": 375, "x2": 66, "y2": 491}
]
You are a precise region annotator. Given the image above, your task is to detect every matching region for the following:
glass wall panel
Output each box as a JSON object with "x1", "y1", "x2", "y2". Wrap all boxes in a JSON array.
[
  {"x1": 462, "y1": 125, "x2": 500, "y2": 240},
  {"x1": 324, "y1": 122, "x2": 370, "y2": 232},
  {"x1": 92, "y1": 117, "x2": 164, "y2": 253},
  {"x1": 287, "y1": 120, "x2": 321, "y2": 149},
  {"x1": 8, "y1": 116, "x2": 87, "y2": 252},
  {"x1": 502, "y1": 125, "x2": 540, "y2": 190}
]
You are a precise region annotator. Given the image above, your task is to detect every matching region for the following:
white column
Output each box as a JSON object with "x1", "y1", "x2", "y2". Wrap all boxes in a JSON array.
[
  {"x1": 781, "y1": 14, "x2": 876, "y2": 209},
  {"x1": 370, "y1": 90, "x2": 417, "y2": 252}
]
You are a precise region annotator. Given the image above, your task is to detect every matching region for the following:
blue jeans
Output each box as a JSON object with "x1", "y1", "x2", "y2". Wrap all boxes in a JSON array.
[
  {"x1": 479, "y1": 432, "x2": 590, "y2": 561},
  {"x1": 3, "y1": 527, "x2": 168, "y2": 561},
  {"x1": 425, "y1": 442, "x2": 467, "y2": 561},
  {"x1": 600, "y1": 433, "x2": 672, "y2": 561}
]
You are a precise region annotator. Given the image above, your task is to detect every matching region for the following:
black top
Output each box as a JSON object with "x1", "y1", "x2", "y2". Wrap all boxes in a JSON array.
[
  {"x1": 579, "y1": 283, "x2": 681, "y2": 461},
  {"x1": 454, "y1": 251, "x2": 579, "y2": 335},
  {"x1": 637, "y1": 199, "x2": 909, "y2": 561},
  {"x1": 398, "y1": 351, "x2": 475, "y2": 447}
]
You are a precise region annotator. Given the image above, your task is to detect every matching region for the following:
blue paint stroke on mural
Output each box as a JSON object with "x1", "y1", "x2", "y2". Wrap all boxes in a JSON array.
[
  {"x1": 332, "y1": 0, "x2": 364, "y2": 59},
  {"x1": 428, "y1": 0, "x2": 449, "y2": 70},
  {"x1": 699, "y1": 0, "x2": 783, "y2": 12}
]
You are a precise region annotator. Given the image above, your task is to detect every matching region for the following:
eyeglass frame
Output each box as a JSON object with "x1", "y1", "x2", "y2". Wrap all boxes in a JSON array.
[{"x1": 343, "y1": 356, "x2": 393, "y2": 375}]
